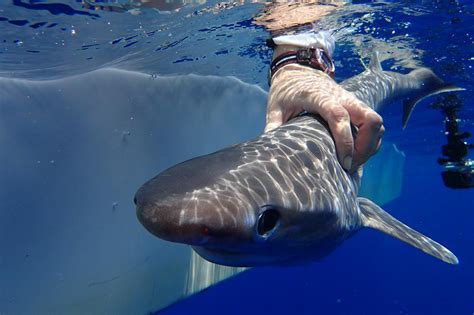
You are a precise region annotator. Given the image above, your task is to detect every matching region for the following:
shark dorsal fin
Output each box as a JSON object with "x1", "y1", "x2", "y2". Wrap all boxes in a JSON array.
[
  {"x1": 368, "y1": 52, "x2": 383, "y2": 72},
  {"x1": 358, "y1": 197, "x2": 458, "y2": 265}
]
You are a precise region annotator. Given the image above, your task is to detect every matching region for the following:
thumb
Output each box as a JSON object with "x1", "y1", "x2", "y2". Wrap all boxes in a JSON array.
[{"x1": 264, "y1": 109, "x2": 284, "y2": 133}]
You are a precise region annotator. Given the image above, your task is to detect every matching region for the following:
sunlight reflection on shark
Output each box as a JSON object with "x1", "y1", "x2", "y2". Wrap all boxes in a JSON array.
[{"x1": 135, "y1": 53, "x2": 462, "y2": 267}]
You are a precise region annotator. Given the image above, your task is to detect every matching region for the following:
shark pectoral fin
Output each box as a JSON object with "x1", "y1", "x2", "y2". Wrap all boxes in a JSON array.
[
  {"x1": 358, "y1": 197, "x2": 459, "y2": 265},
  {"x1": 402, "y1": 68, "x2": 465, "y2": 129}
]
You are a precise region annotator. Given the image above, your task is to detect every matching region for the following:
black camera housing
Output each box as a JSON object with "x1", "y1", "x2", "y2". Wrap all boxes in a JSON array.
[
  {"x1": 432, "y1": 94, "x2": 474, "y2": 189},
  {"x1": 441, "y1": 167, "x2": 474, "y2": 189}
]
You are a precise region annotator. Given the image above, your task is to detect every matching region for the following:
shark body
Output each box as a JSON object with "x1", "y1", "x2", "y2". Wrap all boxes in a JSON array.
[{"x1": 135, "y1": 54, "x2": 459, "y2": 267}]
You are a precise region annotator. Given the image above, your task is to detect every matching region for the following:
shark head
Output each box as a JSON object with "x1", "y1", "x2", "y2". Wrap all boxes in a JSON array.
[{"x1": 135, "y1": 118, "x2": 359, "y2": 266}]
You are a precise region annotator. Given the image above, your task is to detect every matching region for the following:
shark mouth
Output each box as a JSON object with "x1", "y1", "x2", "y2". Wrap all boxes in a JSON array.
[{"x1": 192, "y1": 246, "x2": 251, "y2": 266}]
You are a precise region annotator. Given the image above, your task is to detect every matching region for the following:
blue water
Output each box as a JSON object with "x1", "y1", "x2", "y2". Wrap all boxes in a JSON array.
[{"x1": 1, "y1": 1, "x2": 473, "y2": 314}]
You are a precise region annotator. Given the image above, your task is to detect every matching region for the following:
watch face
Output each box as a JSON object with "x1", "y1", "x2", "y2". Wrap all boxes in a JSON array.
[{"x1": 296, "y1": 48, "x2": 311, "y2": 61}]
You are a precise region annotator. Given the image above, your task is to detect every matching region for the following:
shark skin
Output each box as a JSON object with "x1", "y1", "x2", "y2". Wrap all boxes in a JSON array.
[{"x1": 135, "y1": 54, "x2": 460, "y2": 267}]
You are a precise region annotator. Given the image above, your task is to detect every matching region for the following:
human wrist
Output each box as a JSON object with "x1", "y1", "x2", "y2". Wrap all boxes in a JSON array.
[
  {"x1": 267, "y1": 32, "x2": 336, "y2": 85},
  {"x1": 269, "y1": 64, "x2": 336, "y2": 108},
  {"x1": 272, "y1": 63, "x2": 331, "y2": 84}
]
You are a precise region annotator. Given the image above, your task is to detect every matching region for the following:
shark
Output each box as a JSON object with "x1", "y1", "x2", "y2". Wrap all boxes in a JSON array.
[{"x1": 134, "y1": 53, "x2": 461, "y2": 267}]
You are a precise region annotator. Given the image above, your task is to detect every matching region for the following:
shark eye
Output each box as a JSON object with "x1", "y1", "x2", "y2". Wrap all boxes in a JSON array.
[{"x1": 256, "y1": 206, "x2": 280, "y2": 239}]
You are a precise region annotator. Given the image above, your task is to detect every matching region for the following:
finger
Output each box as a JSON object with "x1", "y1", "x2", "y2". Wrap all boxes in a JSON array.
[
  {"x1": 318, "y1": 104, "x2": 354, "y2": 171},
  {"x1": 351, "y1": 111, "x2": 384, "y2": 170},
  {"x1": 338, "y1": 95, "x2": 384, "y2": 169},
  {"x1": 374, "y1": 126, "x2": 384, "y2": 154},
  {"x1": 264, "y1": 108, "x2": 284, "y2": 133},
  {"x1": 374, "y1": 137, "x2": 382, "y2": 154},
  {"x1": 350, "y1": 135, "x2": 384, "y2": 172}
]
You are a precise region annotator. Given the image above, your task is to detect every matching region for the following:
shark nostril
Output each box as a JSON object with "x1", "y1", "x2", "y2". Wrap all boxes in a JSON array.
[{"x1": 256, "y1": 207, "x2": 280, "y2": 239}]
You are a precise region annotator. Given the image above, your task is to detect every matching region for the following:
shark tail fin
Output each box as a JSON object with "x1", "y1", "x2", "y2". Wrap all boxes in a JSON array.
[
  {"x1": 358, "y1": 197, "x2": 458, "y2": 265},
  {"x1": 402, "y1": 68, "x2": 465, "y2": 129}
]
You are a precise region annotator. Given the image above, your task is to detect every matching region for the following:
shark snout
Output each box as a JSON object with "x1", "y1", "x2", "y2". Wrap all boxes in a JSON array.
[
  {"x1": 134, "y1": 149, "x2": 260, "y2": 246},
  {"x1": 135, "y1": 200, "x2": 207, "y2": 245},
  {"x1": 134, "y1": 184, "x2": 252, "y2": 246},
  {"x1": 135, "y1": 190, "x2": 209, "y2": 245}
]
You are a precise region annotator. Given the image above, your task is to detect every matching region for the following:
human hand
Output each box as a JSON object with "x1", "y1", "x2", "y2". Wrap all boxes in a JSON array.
[{"x1": 265, "y1": 64, "x2": 384, "y2": 173}]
